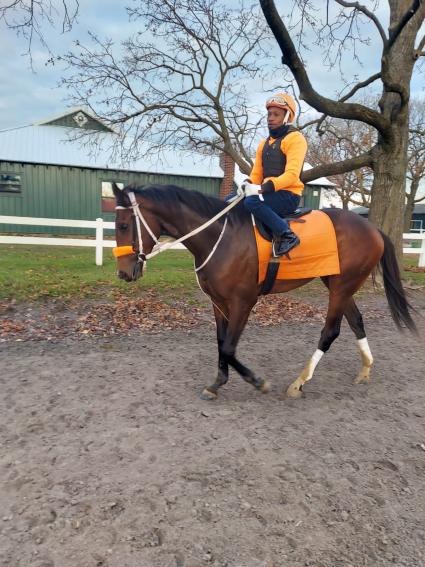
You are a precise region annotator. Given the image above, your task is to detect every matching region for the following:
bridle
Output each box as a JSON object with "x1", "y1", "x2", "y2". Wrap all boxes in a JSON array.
[
  {"x1": 112, "y1": 189, "x2": 244, "y2": 275},
  {"x1": 113, "y1": 191, "x2": 158, "y2": 276}
]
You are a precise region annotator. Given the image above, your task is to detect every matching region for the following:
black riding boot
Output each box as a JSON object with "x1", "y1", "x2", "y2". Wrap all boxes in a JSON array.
[{"x1": 272, "y1": 230, "x2": 300, "y2": 257}]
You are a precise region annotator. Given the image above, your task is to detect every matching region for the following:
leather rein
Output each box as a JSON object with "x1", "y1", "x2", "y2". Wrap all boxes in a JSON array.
[{"x1": 112, "y1": 190, "x2": 244, "y2": 274}]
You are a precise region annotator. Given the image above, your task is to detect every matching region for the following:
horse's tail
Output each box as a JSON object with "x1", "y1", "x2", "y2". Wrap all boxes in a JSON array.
[{"x1": 379, "y1": 230, "x2": 417, "y2": 333}]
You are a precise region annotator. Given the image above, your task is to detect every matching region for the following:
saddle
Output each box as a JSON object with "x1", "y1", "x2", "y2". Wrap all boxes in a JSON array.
[{"x1": 255, "y1": 208, "x2": 312, "y2": 242}]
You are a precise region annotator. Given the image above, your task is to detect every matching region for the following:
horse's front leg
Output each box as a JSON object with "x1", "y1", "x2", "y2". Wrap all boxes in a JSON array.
[
  {"x1": 201, "y1": 305, "x2": 230, "y2": 400},
  {"x1": 202, "y1": 298, "x2": 270, "y2": 399}
]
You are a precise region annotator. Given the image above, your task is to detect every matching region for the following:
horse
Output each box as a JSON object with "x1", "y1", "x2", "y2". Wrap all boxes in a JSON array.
[{"x1": 112, "y1": 183, "x2": 416, "y2": 400}]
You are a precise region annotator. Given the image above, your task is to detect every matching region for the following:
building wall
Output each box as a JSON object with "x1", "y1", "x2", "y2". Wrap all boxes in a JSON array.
[
  {"x1": 219, "y1": 153, "x2": 236, "y2": 200},
  {"x1": 0, "y1": 160, "x2": 222, "y2": 235},
  {"x1": 302, "y1": 185, "x2": 322, "y2": 209},
  {"x1": 411, "y1": 213, "x2": 425, "y2": 231}
]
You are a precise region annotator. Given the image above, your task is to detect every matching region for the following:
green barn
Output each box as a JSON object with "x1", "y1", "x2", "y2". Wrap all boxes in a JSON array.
[{"x1": 0, "y1": 108, "x2": 223, "y2": 235}]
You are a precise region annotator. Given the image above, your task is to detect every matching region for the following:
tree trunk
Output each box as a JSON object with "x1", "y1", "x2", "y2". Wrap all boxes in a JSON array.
[
  {"x1": 368, "y1": 0, "x2": 423, "y2": 265},
  {"x1": 368, "y1": 107, "x2": 409, "y2": 264}
]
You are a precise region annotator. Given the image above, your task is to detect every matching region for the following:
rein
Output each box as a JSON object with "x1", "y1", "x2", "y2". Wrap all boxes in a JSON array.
[{"x1": 113, "y1": 191, "x2": 244, "y2": 272}]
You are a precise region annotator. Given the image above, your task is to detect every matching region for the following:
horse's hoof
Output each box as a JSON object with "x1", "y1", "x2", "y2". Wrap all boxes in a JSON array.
[
  {"x1": 286, "y1": 384, "x2": 303, "y2": 399},
  {"x1": 353, "y1": 373, "x2": 371, "y2": 385},
  {"x1": 200, "y1": 388, "x2": 217, "y2": 401},
  {"x1": 258, "y1": 380, "x2": 271, "y2": 394}
]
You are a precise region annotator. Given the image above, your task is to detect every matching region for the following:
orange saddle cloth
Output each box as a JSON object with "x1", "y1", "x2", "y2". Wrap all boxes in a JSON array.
[{"x1": 254, "y1": 210, "x2": 340, "y2": 283}]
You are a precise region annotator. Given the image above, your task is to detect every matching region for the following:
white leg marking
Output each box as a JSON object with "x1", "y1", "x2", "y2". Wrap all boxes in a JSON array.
[
  {"x1": 357, "y1": 338, "x2": 373, "y2": 366},
  {"x1": 308, "y1": 349, "x2": 324, "y2": 381},
  {"x1": 287, "y1": 349, "x2": 324, "y2": 398},
  {"x1": 355, "y1": 337, "x2": 373, "y2": 384}
]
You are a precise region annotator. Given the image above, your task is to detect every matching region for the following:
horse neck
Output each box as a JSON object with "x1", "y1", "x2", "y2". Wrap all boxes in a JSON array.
[{"x1": 150, "y1": 199, "x2": 221, "y2": 258}]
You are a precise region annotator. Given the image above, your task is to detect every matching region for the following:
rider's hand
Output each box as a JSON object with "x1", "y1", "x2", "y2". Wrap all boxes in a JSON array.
[
  {"x1": 242, "y1": 182, "x2": 262, "y2": 197},
  {"x1": 260, "y1": 180, "x2": 275, "y2": 194}
]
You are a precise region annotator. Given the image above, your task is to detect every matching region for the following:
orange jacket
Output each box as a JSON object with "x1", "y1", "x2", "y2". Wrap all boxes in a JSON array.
[{"x1": 250, "y1": 130, "x2": 307, "y2": 196}]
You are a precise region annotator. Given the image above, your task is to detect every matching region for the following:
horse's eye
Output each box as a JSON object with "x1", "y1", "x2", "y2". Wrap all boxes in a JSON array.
[{"x1": 118, "y1": 223, "x2": 128, "y2": 231}]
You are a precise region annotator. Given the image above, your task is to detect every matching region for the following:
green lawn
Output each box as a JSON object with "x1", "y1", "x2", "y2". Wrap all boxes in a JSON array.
[
  {"x1": 403, "y1": 256, "x2": 425, "y2": 287},
  {"x1": 0, "y1": 245, "x2": 199, "y2": 302},
  {"x1": 0, "y1": 244, "x2": 423, "y2": 302}
]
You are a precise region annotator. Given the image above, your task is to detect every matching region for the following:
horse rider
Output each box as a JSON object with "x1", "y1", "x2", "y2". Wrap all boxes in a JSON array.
[{"x1": 243, "y1": 92, "x2": 308, "y2": 257}]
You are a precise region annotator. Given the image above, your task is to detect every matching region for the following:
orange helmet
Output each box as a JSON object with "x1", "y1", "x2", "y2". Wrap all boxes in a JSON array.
[{"x1": 265, "y1": 92, "x2": 296, "y2": 123}]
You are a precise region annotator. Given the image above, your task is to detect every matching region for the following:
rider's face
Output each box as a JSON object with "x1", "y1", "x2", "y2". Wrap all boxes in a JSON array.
[{"x1": 267, "y1": 107, "x2": 287, "y2": 129}]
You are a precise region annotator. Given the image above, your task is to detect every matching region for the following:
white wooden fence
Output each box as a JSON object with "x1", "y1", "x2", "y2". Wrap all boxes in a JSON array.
[
  {"x1": 0, "y1": 216, "x2": 115, "y2": 265},
  {"x1": 403, "y1": 233, "x2": 425, "y2": 268},
  {"x1": 0, "y1": 214, "x2": 424, "y2": 267}
]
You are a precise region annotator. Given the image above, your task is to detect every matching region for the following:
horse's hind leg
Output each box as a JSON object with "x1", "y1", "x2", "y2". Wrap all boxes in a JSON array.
[
  {"x1": 201, "y1": 305, "x2": 230, "y2": 400},
  {"x1": 286, "y1": 291, "x2": 347, "y2": 398},
  {"x1": 344, "y1": 298, "x2": 374, "y2": 384}
]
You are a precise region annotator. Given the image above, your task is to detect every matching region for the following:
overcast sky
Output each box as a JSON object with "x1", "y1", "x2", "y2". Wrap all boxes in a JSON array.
[{"x1": 0, "y1": 1, "x2": 424, "y2": 131}]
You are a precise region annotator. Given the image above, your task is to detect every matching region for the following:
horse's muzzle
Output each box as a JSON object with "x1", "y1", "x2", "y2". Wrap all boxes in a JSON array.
[
  {"x1": 117, "y1": 258, "x2": 143, "y2": 282},
  {"x1": 117, "y1": 270, "x2": 135, "y2": 282}
]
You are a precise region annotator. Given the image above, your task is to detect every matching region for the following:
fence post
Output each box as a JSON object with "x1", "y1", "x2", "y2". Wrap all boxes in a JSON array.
[
  {"x1": 95, "y1": 218, "x2": 104, "y2": 266},
  {"x1": 419, "y1": 237, "x2": 425, "y2": 268}
]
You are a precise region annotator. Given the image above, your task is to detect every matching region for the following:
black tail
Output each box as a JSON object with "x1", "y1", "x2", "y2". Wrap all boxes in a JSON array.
[{"x1": 379, "y1": 231, "x2": 417, "y2": 333}]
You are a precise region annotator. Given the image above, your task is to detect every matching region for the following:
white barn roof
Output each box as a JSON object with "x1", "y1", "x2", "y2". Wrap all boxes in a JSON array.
[{"x1": 0, "y1": 122, "x2": 223, "y2": 179}]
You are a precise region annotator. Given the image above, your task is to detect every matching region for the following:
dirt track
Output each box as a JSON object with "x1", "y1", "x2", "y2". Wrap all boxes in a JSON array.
[{"x1": 1, "y1": 291, "x2": 425, "y2": 567}]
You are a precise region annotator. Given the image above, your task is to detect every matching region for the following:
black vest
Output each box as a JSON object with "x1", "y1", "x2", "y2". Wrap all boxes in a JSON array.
[{"x1": 262, "y1": 126, "x2": 298, "y2": 178}]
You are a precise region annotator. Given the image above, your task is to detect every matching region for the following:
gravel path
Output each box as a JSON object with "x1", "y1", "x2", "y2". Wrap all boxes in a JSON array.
[{"x1": 1, "y1": 291, "x2": 424, "y2": 567}]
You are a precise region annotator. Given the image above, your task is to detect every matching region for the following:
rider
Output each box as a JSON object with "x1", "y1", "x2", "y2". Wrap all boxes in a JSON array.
[{"x1": 243, "y1": 92, "x2": 307, "y2": 256}]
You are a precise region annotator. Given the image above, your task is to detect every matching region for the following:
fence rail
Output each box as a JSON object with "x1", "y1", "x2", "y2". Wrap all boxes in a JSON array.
[
  {"x1": 0, "y1": 216, "x2": 115, "y2": 265},
  {"x1": 1, "y1": 215, "x2": 424, "y2": 267},
  {"x1": 403, "y1": 233, "x2": 425, "y2": 268}
]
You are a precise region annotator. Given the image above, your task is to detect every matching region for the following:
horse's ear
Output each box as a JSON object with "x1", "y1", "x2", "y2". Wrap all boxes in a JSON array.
[
  {"x1": 112, "y1": 182, "x2": 122, "y2": 198},
  {"x1": 113, "y1": 183, "x2": 130, "y2": 207}
]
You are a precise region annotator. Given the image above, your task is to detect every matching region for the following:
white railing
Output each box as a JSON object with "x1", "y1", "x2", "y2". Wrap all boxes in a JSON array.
[
  {"x1": 403, "y1": 233, "x2": 425, "y2": 268},
  {"x1": 1, "y1": 215, "x2": 424, "y2": 268},
  {"x1": 0, "y1": 215, "x2": 184, "y2": 266}
]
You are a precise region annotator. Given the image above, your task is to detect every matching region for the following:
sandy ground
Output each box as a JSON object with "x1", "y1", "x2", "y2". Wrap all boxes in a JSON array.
[{"x1": 1, "y1": 290, "x2": 425, "y2": 567}]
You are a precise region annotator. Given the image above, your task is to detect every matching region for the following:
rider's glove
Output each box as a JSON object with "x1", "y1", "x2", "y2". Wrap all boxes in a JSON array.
[
  {"x1": 242, "y1": 182, "x2": 262, "y2": 197},
  {"x1": 261, "y1": 180, "x2": 275, "y2": 194}
]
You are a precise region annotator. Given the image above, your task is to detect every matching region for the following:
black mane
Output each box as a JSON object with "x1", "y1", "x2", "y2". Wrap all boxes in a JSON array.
[{"x1": 125, "y1": 184, "x2": 246, "y2": 222}]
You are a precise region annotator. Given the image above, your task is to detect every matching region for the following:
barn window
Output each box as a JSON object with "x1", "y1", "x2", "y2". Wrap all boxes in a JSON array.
[
  {"x1": 101, "y1": 181, "x2": 124, "y2": 212},
  {"x1": 0, "y1": 173, "x2": 22, "y2": 193}
]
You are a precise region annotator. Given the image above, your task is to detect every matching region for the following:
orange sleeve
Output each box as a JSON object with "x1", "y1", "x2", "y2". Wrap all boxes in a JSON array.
[
  {"x1": 249, "y1": 139, "x2": 266, "y2": 184},
  {"x1": 266, "y1": 131, "x2": 307, "y2": 191}
]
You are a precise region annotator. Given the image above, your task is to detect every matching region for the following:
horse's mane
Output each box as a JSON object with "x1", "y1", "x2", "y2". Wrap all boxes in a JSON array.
[{"x1": 127, "y1": 184, "x2": 247, "y2": 223}]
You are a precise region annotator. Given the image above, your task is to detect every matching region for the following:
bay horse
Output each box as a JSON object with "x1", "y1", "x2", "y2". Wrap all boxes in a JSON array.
[{"x1": 112, "y1": 183, "x2": 416, "y2": 400}]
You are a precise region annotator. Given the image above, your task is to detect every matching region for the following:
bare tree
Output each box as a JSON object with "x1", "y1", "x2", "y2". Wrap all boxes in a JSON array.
[
  {"x1": 306, "y1": 118, "x2": 375, "y2": 209},
  {"x1": 306, "y1": 98, "x2": 425, "y2": 226},
  {"x1": 60, "y1": 0, "x2": 275, "y2": 174},
  {"x1": 0, "y1": 0, "x2": 79, "y2": 62},
  {"x1": 260, "y1": 0, "x2": 425, "y2": 260},
  {"x1": 405, "y1": 99, "x2": 425, "y2": 231}
]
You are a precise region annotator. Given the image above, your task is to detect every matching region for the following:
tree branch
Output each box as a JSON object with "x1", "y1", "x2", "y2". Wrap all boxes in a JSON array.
[
  {"x1": 259, "y1": 0, "x2": 390, "y2": 136},
  {"x1": 339, "y1": 72, "x2": 382, "y2": 102},
  {"x1": 334, "y1": 0, "x2": 388, "y2": 46},
  {"x1": 301, "y1": 150, "x2": 374, "y2": 184}
]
